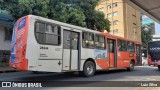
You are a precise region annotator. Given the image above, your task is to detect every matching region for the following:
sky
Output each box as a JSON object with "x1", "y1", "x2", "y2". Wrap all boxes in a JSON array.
[
  {"x1": 142, "y1": 15, "x2": 160, "y2": 35},
  {"x1": 155, "y1": 23, "x2": 160, "y2": 35}
]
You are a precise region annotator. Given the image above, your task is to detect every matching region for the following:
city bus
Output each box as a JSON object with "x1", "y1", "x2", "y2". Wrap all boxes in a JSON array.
[
  {"x1": 10, "y1": 15, "x2": 141, "y2": 77},
  {"x1": 148, "y1": 41, "x2": 160, "y2": 69}
]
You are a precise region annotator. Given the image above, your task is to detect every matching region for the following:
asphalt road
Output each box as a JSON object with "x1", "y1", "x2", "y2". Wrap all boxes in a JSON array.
[{"x1": 0, "y1": 66, "x2": 160, "y2": 90}]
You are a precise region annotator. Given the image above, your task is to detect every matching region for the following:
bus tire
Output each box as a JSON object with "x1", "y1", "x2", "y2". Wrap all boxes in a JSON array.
[
  {"x1": 158, "y1": 65, "x2": 160, "y2": 70},
  {"x1": 81, "y1": 61, "x2": 95, "y2": 77},
  {"x1": 127, "y1": 61, "x2": 135, "y2": 71}
]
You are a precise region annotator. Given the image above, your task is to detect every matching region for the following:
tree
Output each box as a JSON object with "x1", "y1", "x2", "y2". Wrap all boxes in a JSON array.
[
  {"x1": 0, "y1": 0, "x2": 110, "y2": 32},
  {"x1": 48, "y1": 1, "x2": 86, "y2": 27},
  {"x1": 68, "y1": 0, "x2": 110, "y2": 32},
  {"x1": 1, "y1": 0, "x2": 50, "y2": 21},
  {"x1": 141, "y1": 25, "x2": 153, "y2": 49},
  {"x1": 141, "y1": 25, "x2": 153, "y2": 57}
]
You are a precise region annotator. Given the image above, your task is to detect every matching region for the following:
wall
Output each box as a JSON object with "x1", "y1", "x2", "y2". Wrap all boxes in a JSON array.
[
  {"x1": 96, "y1": 0, "x2": 142, "y2": 42},
  {"x1": 0, "y1": 25, "x2": 11, "y2": 51}
]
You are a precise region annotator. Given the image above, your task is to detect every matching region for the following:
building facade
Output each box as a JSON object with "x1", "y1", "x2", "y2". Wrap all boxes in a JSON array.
[
  {"x1": 0, "y1": 10, "x2": 13, "y2": 65},
  {"x1": 96, "y1": 0, "x2": 141, "y2": 42}
]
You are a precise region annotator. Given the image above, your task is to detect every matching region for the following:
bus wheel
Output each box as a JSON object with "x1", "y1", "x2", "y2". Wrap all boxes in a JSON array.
[
  {"x1": 81, "y1": 61, "x2": 95, "y2": 77},
  {"x1": 127, "y1": 61, "x2": 135, "y2": 71},
  {"x1": 158, "y1": 65, "x2": 160, "y2": 70}
]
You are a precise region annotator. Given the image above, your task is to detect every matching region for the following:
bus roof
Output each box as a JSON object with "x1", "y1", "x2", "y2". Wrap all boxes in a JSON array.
[
  {"x1": 102, "y1": 32, "x2": 142, "y2": 45},
  {"x1": 25, "y1": 15, "x2": 141, "y2": 45}
]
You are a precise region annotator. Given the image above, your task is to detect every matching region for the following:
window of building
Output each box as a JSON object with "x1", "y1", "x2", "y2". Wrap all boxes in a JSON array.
[
  {"x1": 95, "y1": 35, "x2": 105, "y2": 49},
  {"x1": 112, "y1": 2, "x2": 117, "y2": 8},
  {"x1": 98, "y1": 7, "x2": 104, "y2": 12},
  {"x1": 35, "y1": 22, "x2": 61, "y2": 45},
  {"x1": 118, "y1": 40, "x2": 127, "y2": 51},
  {"x1": 132, "y1": 14, "x2": 136, "y2": 17},
  {"x1": 127, "y1": 41, "x2": 135, "y2": 52},
  {"x1": 113, "y1": 11, "x2": 118, "y2": 16},
  {"x1": 133, "y1": 23, "x2": 136, "y2": 25},
  {"x1": 107, "y1": 13, "x2": 112, "y2": 18},
  {"x1": 82, "y1": 32, "x2": 94, "y2": 48},
  {"x1": 113, "y1": 29, "x2": 118, "y2": 34},
  {"x1": 113, "y1": 20, "x2": 119, "y2": 25},
  {"x1": 133, "y1": 30, "x2": 137, "y2": 34},
  {"x1": 4, "y1": 27, "x2": 12, "y2": 40},
  {"x1": 107, "y1": 5, "x2": 111, "y2": 9}
]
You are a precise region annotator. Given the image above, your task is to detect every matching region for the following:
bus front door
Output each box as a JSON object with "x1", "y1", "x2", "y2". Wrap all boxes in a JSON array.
[
  {"x1": 136, "y1": 44, "x2": 141, "y2": 65},
  {"x1": 63, "y1": 30, "x2": 79, "y2": 70},
  {"x1": 108, "y1": 39, "x2": 117, "y2": 68}
]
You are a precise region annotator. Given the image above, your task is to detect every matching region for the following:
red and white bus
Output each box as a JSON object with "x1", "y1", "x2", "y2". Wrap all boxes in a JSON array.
[{"x1": 10, "y1": 15, "x2": 141, "y2": 77}]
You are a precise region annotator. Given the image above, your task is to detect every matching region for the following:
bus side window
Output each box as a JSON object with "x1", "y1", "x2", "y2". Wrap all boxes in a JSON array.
[
  {"x1": 82, "y1": 32, "x2": 88, "y2": 48},
  {"x1": 108, "y1": 40, "x2": 114, "y2": 53},
  {"x1": 118, "y1": 40, "x2": 127, "y2": 51},
  {"x1": 35, "y1": 22, "x2": 61, "y2": 45},
  {"x1": 82, "y1": 32, "x2": 94, "y2": 48},
  {"x1": 127, "y1": 41, "x2": 135, "y2": 52},
  {"x1": 95, "y1": 35, "x2": 105, "y2": 49},
  {"x1": 36, "y1": 22, "x2": 45, "y2": 33},
  {"x1": 35, "y1": 22, "x2": 45, "y2": 44}
]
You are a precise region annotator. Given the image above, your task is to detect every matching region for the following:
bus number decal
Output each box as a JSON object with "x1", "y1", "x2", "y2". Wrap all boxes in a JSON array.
[{"x1": 40, "y1": 46, "x2": 48, "y2": 50}]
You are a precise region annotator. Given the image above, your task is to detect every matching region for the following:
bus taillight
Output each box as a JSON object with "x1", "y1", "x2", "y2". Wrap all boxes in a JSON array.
[
  {"x1": 148, "y1": 54, "x2": 152, "y2": 65},
  {"x1": 22, "y1": 45, "x2": 26, "y2": 59}
]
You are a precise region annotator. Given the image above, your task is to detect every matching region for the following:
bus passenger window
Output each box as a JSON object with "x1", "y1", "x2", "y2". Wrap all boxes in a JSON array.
[
  {"x1": 36, "y1": 22, "x2": 45, "y2": 33},
  {"x1": 45, "y1": 25, "x2": 60, "y2": 45},
  {"x1": 95, "y1": 35, "x2": 105, "y2": 49},
  {"x1": 35, "y1": 22, "x2": 45, "y2": 43},
  {"x1": 82, "y1": 32, "x2": 94, "y2": 48},
  {"x1": 127, "y1": 41, "x2": 135, "y2": 52},
  {"x1": 118, "y1": 40, "x2": 127, "y2": 51},
  {"x1": 46, "y1": 25, "x2": 52, "y2": 33},
  {"x1": 35, "y1": 22, "x2": 61, "y2": 45},
  {"x1": 108, "y1": 40, "x2": 114, "y2": 53}
]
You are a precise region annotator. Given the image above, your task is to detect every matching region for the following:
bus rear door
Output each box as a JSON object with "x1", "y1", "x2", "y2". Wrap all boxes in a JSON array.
[
  {"x1": 107, "y1": 39, "x2": 117, "y2": 68},
  {"x1": 63, "y1": 28, "x2": 80, "y2": 71},
  {"x1": 136, "y1": 44, "x2": 141, "y2": 65}
]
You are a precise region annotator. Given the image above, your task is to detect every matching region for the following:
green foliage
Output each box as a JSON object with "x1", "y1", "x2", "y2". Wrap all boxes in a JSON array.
[
  {"x1": 69, "y1": 0, "x2": 110, "y2": 31},
  {"x1": 141, "y1": 26, "x2": 153, "y2": 49},
  {"x1": 0, "y1": 0, "x2": 110, "y2": 32}
]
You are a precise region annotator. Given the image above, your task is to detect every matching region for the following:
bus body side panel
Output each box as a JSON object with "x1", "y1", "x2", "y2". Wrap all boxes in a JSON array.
[
  {"x1": 10, "y1": 16, "x2": 30, "y2": 70},
  {"x1": 117, "y1": 52, "x2": 135, "y2": 68},
  {"x1": 148, "y1": 41, "x2": 160, "y2": 66},
  {"x1": 26, "y1": 16, "x2": 62, "y2": 72},
  {"x1": 80, "y1": 47, "x2": 109, "y2": 71},
  {"x1": 80, "y1": 47, "x2": 108, "y2": 71},
  {"x1": 26, "y1": 16, "x2": 39, "y2": 71},
  {"x1": 95, "y1": 49, "x2": 108, "y2": 70}
]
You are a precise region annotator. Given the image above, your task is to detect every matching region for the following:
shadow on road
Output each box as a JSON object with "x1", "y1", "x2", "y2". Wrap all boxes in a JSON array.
[{"x1": 11, "y1": 66, "x2": 160, "y2": 82}]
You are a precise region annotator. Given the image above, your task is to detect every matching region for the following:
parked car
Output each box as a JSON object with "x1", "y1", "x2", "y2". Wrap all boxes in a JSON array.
[{"x1": 142, "y1": 57, "x2": 148, "y2": 66}]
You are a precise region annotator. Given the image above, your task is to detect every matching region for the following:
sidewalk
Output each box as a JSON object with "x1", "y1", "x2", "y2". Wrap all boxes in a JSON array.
[{"x1": 0, "y1": 65, "x2": 19, "y2": 73}]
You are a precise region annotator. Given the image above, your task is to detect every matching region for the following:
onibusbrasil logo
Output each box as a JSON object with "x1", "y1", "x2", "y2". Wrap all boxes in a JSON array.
[{"x1": 2, "y1": 82, "x2": 42, "y2": 87}]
